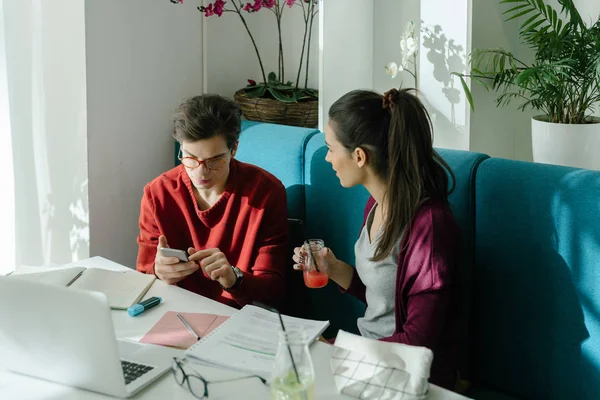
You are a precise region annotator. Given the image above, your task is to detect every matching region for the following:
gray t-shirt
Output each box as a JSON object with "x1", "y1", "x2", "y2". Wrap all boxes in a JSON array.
[{"x1": 354, "y1": 204, "x2": 400, "y2": 339}]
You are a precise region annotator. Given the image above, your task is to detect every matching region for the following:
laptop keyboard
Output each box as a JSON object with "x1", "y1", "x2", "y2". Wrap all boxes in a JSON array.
[{"x1": 121, "y1": 360, "x2": 154, "y2": 385}]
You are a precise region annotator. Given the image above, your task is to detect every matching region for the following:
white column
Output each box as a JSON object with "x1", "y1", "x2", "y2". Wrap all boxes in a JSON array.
[
  {"x1": 574, "y1": 0, "x2": 600, "y2": 118},
  {"x1": 319, "y1": 0, "x2": 374, "y2": 130}
]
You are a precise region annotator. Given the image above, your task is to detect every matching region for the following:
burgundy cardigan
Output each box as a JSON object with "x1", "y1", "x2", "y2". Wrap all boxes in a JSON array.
[{"x1": 344, "y1": 196, "x2": 461, "y2": 389}]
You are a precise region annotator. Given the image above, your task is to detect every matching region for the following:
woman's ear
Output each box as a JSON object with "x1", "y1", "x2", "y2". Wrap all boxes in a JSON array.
[{"x1": 353, "y1": 147, "x2": 368, "y2": 168}]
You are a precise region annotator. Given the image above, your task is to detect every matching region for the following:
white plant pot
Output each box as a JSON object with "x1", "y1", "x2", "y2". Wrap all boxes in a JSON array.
[{"x1": 531, "y1": 116, "x2": 600, "y2": 170}]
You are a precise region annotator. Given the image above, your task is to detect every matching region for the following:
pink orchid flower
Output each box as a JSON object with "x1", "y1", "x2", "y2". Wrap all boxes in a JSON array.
[
  {"x1": 213, "y1": 0, "x2": 226, "y2": 16},
  {"x1": 285, "y1": 0, "x2": 295, "y2": 7},
  {"x1": 201, "y1": 3, "x2": 214, "y2": 16},
  {"x1": 262, "y1": 0, "x2": 275, "y2": 9},
  {"x1": 244, "y1": 0, "x2": 262, "y2": 12}
]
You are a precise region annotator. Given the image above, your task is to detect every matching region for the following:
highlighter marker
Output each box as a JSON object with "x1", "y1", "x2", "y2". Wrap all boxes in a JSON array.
[{"x1": 127, "y1": 296, "x2": 162, "y2": 317}]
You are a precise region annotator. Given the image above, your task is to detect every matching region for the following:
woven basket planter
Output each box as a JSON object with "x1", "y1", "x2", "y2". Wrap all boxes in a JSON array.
[{"x1": 234, "y1": 89, "x2": 318, "y2": 128}]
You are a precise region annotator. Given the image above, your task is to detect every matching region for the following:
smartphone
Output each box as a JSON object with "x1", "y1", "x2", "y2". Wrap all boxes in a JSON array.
[{"x1": 159, "y1": 247, "x2": 189, "y2": 262}]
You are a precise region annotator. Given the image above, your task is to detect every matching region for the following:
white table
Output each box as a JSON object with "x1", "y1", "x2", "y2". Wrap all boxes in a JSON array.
[{"x1": 0, "y1": 257, "x2": 471, "y2": 399}]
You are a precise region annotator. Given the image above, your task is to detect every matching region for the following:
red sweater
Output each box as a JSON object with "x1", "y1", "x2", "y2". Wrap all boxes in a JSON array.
[
  {"x1": 345, "y1": 197, "x2": 461, "y2": 389},
  {"x1": 136, "y1": 159, "x2": 288, "y2": 309}
]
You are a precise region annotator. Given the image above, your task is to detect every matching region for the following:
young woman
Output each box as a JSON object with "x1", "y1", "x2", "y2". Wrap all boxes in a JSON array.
[{"x1": 293, "y1": 88, "x2": 461, "y2": 389}]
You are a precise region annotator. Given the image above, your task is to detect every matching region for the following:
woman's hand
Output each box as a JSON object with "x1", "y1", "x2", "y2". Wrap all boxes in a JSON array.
[
  {"x1": 292, "y1": 245, "x2": 307, "y2": 271},
  {"x1": 292, "y1": 245, "x2": 343, "y2": 282}
]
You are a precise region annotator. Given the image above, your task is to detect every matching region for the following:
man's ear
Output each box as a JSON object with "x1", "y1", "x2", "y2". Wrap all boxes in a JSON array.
[
  {"x1": 353, "y1": 147, "x2": 368, "y2": 168},
  {"x1": 231, "y1": 141, "x2": 239, "y2": 158}
]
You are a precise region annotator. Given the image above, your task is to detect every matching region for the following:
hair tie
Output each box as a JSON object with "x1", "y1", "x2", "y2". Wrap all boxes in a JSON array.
[{"x1": 382, "y1": 88, "x2": 400, "y2": 110}]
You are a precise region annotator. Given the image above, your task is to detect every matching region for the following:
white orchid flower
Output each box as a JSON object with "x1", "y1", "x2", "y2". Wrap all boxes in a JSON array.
[
  {"x1": 384, "y1": 20, "x2": 419, "y2": 89},
  {"x1": 404, "y1": 21, "x2": 415, "y2": 37},
  {"x1": 400, "y1": 36, "x2": 418, "y2": 58},
  {"x1": 385, "y1": 62, "x2": 403, "y2": 78}
]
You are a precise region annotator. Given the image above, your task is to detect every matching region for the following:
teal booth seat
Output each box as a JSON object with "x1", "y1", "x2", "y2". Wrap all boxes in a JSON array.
[{"x1": 469, "y1": 159, "x2": 600, "y2": 400}]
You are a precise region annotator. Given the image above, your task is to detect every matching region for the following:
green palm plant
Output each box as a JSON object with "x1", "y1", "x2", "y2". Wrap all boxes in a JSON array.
[{"x1": 454, "y1": 0, "x2": 600, "y2": 124}]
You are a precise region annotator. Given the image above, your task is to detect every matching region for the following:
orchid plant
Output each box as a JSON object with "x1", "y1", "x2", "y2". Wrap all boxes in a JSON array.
[
  {"x1": 171, "y1": 0, "x2": 318, "y2": 103},
  {"x1": 385, "y1": 21, "x2": 419, "y2": 89}
]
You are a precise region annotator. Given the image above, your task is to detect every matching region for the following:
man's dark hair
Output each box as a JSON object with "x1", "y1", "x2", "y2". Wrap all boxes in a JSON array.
[{"x1": 173, "y1": 94, "x2": 242, "y2": 148}]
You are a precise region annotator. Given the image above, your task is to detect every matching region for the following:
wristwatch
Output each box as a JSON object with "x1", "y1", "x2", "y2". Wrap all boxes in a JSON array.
[{"x1": 221, "y1": 265, "x2": 244, "y2": 291}]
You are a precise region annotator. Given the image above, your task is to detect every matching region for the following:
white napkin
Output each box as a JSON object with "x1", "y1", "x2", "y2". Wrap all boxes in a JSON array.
[{"x1": 330, "y1": 330, "x2": 433, "y2": 400}]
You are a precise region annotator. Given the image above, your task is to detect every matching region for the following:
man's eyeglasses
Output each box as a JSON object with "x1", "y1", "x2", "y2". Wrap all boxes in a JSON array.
[
  {"x1": 178, "y1": 149, "x2": 230, "y2": 171},
  {"x1": 171, "y1": 357, "x2": 267, "y2": 399}
]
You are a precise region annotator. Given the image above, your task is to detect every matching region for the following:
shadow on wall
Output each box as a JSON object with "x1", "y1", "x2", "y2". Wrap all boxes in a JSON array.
[
  {"x1": 419, "y1": 23, "x2": 468, "y2": 148},
  {"x1": 421, "y1": 24, "x2": 465, "y2": 124},
  {"x1": 67, "y1": 179, "x2": 90, "y2": 261}
]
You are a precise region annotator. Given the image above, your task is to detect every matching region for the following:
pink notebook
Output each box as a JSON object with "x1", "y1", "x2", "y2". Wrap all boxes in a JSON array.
[{"x1": 140, "y1": 311, "x2": 229, "y2": 350}]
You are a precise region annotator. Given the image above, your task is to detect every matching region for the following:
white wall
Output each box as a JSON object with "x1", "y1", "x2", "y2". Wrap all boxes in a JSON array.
[
  {"x1": 574, "y1": 0, "x2": 600, "y2": 26},
  {"x1": 372, "y1": 0, "x2": 419, "y2": 95},
  {"x1": 204, "y1": 1, "x2": 319, "y2": 97},
  {"x1": 86, "y1": 0, "x2": 204, "y2": 268},
  {"x1": 0, "y1": 0, "x2": 16, "y2": 275},
  {"x1": 372, "y1": 0, "x2": 470, "y2": 151},
  {"x1": 4, "y1": 0, "x2": 89, "y2": 268},
  {"x1": 319, "y1": 0, "x2": 373, "y2": 130}
]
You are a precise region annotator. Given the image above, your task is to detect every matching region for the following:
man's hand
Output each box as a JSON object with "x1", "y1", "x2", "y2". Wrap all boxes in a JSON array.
[
  {"x1": 154, "y1": 236, "x2": 199, "y2": 285},
  {"x1": 189, "y1": 248, "x2": 237, "y2": 289}
]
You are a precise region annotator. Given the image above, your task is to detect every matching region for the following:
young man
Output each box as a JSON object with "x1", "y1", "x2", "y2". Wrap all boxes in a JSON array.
[{"x1": 137, "y1": 95, "x2": 288, "y2": 309}]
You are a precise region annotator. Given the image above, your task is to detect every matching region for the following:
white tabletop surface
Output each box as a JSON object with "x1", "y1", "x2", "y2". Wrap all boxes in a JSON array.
[{"x1": 0, "y1": 257, "x2": 471, "y2": 399}]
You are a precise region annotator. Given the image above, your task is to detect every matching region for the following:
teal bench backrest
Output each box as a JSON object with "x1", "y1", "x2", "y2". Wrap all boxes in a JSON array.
[
  {"x1": 236, "y1": 121, "x2": 319, "y2": 220},
  {"x1": 473, "y1": 159, "x2": 600, "y2": 399}
]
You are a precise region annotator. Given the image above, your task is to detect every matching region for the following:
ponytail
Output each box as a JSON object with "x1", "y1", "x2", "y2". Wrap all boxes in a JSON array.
[{"x1": 374, "y1": 88, "x2": 455, "y2": 261}]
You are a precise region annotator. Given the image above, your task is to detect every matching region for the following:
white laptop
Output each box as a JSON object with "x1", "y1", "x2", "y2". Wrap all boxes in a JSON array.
[{"x1": 0, "y1": 277, "x2": 172, "y2": 398}]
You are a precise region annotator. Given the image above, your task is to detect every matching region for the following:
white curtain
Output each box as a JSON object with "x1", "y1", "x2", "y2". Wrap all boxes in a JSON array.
[
  {"x1": 1, "y1": 0, "x2": 89, "y2": 274},
  {"x1": 0, "y1": 0, "x2": 15, "y2": 275}
]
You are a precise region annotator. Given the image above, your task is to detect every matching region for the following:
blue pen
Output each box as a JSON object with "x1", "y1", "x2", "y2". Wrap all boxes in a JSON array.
[{"x1": 127, "y1": 296, "x2": 162, "y2": 317}]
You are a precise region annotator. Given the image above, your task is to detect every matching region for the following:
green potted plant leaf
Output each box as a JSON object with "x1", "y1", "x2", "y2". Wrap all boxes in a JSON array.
[
  {"x1": 453, "y1": 0, "x2": 600, "y2": 170},
  {"x1": 172, "y1": 0, "x2": 319, "y2": 128}
]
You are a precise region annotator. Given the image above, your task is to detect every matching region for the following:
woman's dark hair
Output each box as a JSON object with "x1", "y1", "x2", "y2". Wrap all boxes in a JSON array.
[
  {"x1": 173, "y1": 94, "x2": 242, "y2": 148},
  {"x1": 328, "y1": 88, "x2": 456, "y2": 261}
]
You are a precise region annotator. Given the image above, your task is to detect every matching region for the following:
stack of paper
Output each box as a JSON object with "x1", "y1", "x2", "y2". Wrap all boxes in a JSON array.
[{"x1": 185, "y1": 305, "x2": 330, "y2": 378}]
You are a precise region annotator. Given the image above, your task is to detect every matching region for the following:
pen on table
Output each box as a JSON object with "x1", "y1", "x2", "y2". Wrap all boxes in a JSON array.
[{"x1": 177, "y1": 313, "x2": 200, "y2": 341}]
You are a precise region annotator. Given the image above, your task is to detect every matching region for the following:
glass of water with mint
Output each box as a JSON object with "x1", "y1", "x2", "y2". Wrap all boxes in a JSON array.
[{"x1": 271, "y1": 329, "x2": 315, "y2": 400}]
